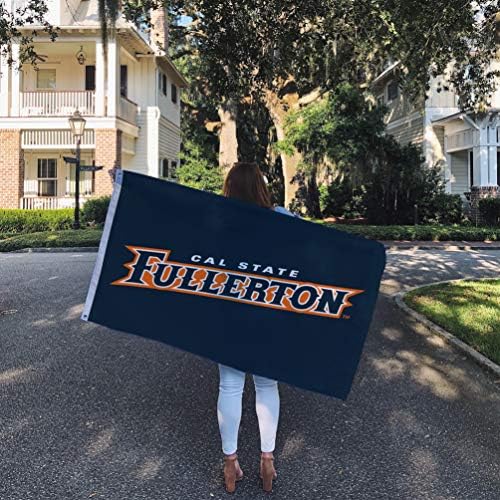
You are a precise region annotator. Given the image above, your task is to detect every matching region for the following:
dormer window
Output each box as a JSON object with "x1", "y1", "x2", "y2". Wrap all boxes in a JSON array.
[{"x1": 171, "y1": 83, "x2": 177, "y2": 104}]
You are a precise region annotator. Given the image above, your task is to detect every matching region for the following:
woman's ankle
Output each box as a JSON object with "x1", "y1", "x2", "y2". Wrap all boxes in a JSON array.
[{"x1": 261, "y1": 451, "x2": 274, "y2": 459}]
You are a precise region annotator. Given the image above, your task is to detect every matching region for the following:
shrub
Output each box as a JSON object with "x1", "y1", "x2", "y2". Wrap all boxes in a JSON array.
[
  {"x1": 479, "y1": 197, "x2": 500, "y2": 226},
  {"x1": 0, "y1": 209, "x2": 73, "y2": 234},
  {"x1": 81, "y1": 196, "x2": 111, "y2": 225},
  {"x1": 177, "y1": 139, "x2": 223, "y2": 194},
  {"x1": 318, "y1": 180, "x2": 366, "y2": 218},
  {"x1": 426, "y1": 193, "x2": 464, "y2": 225},
  {"x1": 0, "y1": 228, "x2": 103, "y2": 252},
  {"x1": 318, "y1": 223, "x2": 500, "y2": 241}
]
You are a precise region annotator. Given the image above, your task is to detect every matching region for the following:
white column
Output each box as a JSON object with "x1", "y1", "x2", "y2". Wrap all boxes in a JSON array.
[
  {"x1": 0, "y1": 54, "x2": 9, "y2": 116},
  {"x1": 443, "y1": 135, "x2": 452, "y2": 193},
  {"x1": 10, "y1": 43, "x2": 21, "y2": 116},
  {"x1": 106, "y1": 38, "x2": 119, "y2": 117},
  {"x1": 488, "y1": 125, "x2": 498, "y2": 186},
  {"x1": 472, "y1": 125, "x2": 489, "y2": 186},
  {"x1": 95, "y1": 40, "x2": 105, "y2": 116},
  {"x1": 147, "y1": 106, "x2": 160, "y2": 177}
]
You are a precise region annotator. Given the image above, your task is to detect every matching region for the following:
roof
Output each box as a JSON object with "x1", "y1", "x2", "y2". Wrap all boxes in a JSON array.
[
  {"x1": 371, "y1": 61, "x2": 401, "y2": 85},
  {"x1": 17, "y1": 0, "x2": 188, "y2": 88},
  {"x1": 431, "y1": 111, "x2": 465, "y2": 124}
]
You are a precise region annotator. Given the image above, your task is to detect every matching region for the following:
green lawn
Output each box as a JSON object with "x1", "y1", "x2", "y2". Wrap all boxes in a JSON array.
[
  {"x1": 0, "y1": 228, "x2": 103, "y2": 252},
  {"x1": 404, "y1": 279, "x2": 500, "y2": 365}
]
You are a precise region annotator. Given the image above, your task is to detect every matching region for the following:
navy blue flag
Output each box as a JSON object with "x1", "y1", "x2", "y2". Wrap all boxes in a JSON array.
[{"x1": 82, "y1": 170, "x2": 385, "y2": 399}]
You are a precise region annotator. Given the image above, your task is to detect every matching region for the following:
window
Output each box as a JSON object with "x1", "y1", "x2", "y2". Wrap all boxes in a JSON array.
[
  {"x1": 37, "y1": 158, "x2": 57, "y2": 196},
  {"x1": 36, "y1": 69, "x2": 56, "y2": 90},
  {"x1": 158, "y1": 70, "x2": 162, "y2": 90},
  {"x1": 387, "y1": 80, "x2": 399, "y2": 101},
  {"x1": 120, "y1": 65, "x2": 128, "y2": 97},
  {"x1": 171, "y1": 83, "x2": 177, "y2": 104},
  {"x1": 170, "y1": 160, "x2": 177, "y2": 178},
  {"x1": 85, "y1": 66, "x2": 95, "y2": 91},
  {"x1": 161, "y1": 158, "x2": 169, "y2": 178},
  {"x1": 162, "y1": 73, "x2": 167, "y2": 96}
]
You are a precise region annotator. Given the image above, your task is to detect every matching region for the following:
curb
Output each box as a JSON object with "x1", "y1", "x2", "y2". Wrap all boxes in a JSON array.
[
  {"x1": 382, "y1": 243, "x2": 500, "y2": 250},
  {"x1": 5, "y1": 243, "x2": 500, "y2": 254},
  {"x1": 393, "y1": 279, "x2": 500, "y2": 379},
  {"x1": 12, "y1": 247, "x2": 99, "y2": 253}
]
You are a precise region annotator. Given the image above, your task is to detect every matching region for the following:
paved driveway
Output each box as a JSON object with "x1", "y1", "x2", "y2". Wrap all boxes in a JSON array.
[{"x1": 0, "y1": 249, "x2": 499, "y2": 500}]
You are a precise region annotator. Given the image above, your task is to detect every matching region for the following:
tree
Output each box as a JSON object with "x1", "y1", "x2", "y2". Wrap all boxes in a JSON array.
[
  {"x1": 281, "y1": 82, "x2": 460, "y2": 224},
  {"x1": 0, "y1": 1, "x2": 57, "y2": 65},
  {"x1": 165, "y1": 0, "x2": 500, "y2": 207}
]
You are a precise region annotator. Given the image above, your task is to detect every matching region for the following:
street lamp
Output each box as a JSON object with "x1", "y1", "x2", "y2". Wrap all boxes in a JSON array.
[{"x1": 68, "y1": 109, "x2": 86, "y2": 229}]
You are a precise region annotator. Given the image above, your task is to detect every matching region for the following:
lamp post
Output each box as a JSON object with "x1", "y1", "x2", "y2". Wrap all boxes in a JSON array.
[{"x1": 68, "y1": 109, "x2": 86, "y2": 229}]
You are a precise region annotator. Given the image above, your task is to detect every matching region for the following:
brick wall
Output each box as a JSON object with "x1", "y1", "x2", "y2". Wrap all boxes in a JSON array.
[
  {"x1": 0, "y1": 129, "x2": 23, "y2": 208},
  {"x1": 468, "y1": 185, "x2": 500, "y2": 225},
  {"x1": 94, "y1": 129, "x2": 122, "y2": 197}
]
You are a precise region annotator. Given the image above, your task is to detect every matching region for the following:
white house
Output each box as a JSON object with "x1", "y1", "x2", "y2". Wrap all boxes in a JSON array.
[
  {"x1": 371, "y1": 54, "x2": 500, "y2": 210},
  {"x1": 0, "y1": 0, "x2": 187, "y2": 209}
]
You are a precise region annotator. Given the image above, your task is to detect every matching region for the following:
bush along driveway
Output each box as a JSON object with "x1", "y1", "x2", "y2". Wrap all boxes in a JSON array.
[
  {"x1": 1, "y1": 219, "x2": 500, "y2": 253},
  {"x1": 0, "y1": 228, "x2": 103, "y2": 252},
  {"x1": 318, "y1": 222, "x2": 500, "y2": 241}
]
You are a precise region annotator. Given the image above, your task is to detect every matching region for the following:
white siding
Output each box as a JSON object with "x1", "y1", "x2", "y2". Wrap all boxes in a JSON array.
[
  {"x1": 449, "y1": 150, "x2": 469, "y2": 195},
  {"x1": 130, "y1": 107, "x2": 160, "y2": 177},
  {"x1": 156, "y1": 66, "x2": 181, "y2": 127},
  {"x1": 427, "y1": 74, "x2": 459, "y2": 108},
  {"x1": 159, "y1": 116, "x2": 181, "y2": 161}
]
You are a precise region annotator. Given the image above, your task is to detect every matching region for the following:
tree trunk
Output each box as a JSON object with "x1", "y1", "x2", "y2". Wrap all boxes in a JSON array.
[
  {"x1": 218, "y1": 98, "x2": 239, "y2": 176},
  {"x1": 264, "y1": 89, "x2": 301, "y2": 208}
]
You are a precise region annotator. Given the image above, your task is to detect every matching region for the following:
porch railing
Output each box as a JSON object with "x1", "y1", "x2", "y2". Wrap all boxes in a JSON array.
[
  {"x1": 21, "y1": 196, "x2": 92, "y2": 210},
  {"x1": 118, "y1": 96, "x2": 138, "y2": 125},
  {"x1": 20, "y1": 91, "x2": 96, "y2": 117}
]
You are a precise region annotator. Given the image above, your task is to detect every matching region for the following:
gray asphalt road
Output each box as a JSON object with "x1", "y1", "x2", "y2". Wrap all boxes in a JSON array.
[{"x1": 0, "y1": 249, "x2": 499, "y2": 500}]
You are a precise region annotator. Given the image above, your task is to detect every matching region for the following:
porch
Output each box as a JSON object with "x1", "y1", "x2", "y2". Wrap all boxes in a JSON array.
[
  {"x1": 433, "y1": 112, "x2": 500, "y2": 196},
  {"x1": 0, "y1": 40, "x2": 140, "y2": 125},
  {"x1": 21, "y1": 150, "x2": 96, "y2": 209}
]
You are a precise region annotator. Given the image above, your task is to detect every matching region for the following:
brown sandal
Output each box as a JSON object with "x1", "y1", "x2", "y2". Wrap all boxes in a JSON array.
[
  {"x1": 260, "y1": 453, "x2": 277, "y2": 493},
  {"x1": 223, "y1": 453, "x2": 244, "y2": 493}
]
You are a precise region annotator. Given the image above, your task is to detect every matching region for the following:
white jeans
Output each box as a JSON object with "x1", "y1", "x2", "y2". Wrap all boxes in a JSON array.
[{"x1": 217, "y1": 364, "x2": 280, "y2": 455}]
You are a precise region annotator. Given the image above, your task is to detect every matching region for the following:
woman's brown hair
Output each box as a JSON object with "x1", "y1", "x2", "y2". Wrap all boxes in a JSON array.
[{"x1": 223, "y1": 162, "x2": 272, "y2": 208}]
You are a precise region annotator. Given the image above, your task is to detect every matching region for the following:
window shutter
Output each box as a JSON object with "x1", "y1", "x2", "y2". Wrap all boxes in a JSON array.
[
  {"x1": 85, "y1": 66, "x2": 96, "y2": 91},
  {"x1": 162, "y1": 159, "x2": 169, "y2": 178},
  {"x1": 120, "y1": 65, "x2": 128, "y2": 97},
  {"x1": 162, "y1": 74, "x2": 167, "y2": 96},
  {"x1": 170, "y1": 160, "x2": 177, "y2": 178}
]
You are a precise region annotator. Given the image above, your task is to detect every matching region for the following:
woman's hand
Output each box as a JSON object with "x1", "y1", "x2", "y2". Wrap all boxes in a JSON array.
[{"x1": 108, "y1": 165, "x2": 120, "y2": 184}]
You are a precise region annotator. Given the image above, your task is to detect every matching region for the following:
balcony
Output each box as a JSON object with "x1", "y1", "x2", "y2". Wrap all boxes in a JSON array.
[
  {"x1": 118, "y1": 96, "x2": 138, "y2": 125},
  {"x1": 20, "y1": 91, "x2": 96, "y2": 117},
  {"x1": 17, "y1": 91, "x2": 138, "y2": 125}
]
